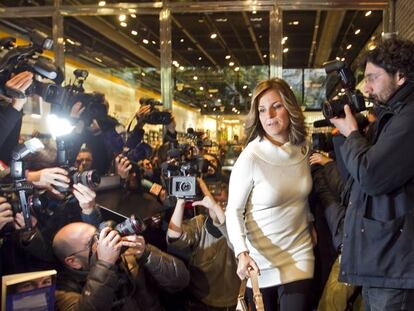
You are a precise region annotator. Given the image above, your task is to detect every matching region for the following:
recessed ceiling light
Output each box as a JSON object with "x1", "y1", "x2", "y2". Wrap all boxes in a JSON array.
[
  {"x1": 243, "y1": 85, "x2": 247, "y2": 89},
  {"x1": 119, "y1": 15, "x2": 126, "y2": 22},
  {"x1": 180, "y1": 38, "x2": 184, "y2": 43},
  {"x1": 229, "y1": 62, "x2": 235, "y2": 67},
  {"x1": 235, "y1": 67, "x2": 240, "y2": 71},
  {"x1": 95, "y1": 57, "x2": 102, "y2": 63},
  {"x1": 130, "y1": 14, "x2": 136, "y2": 18},
  {"x1": 263, "y1": 54, "x2": 267, "y2": 58},
  {"x1": 120, "y1": 22, "x2": 127, "y2": 27},
  {"x1": 142, "y1": 39, "x2": 149, "y2": 44},
  {"x1": 204, "y1": 104, "x2": 207, "y2": 108},
  {"x1": 248, "y1": 93, "x2": 252, "y2": 96},
  {"x1": 66, "y1": 38, "x2": 75, "y2": 45},
  {"x1": 193, "y1": 76, "x2": 198, "y2": 80},
  {"x1": 200, "y1": 86, "x2": 204, "y2": 91},
  {"x1": 210, "y1": 33, "x2": 217, "y2": 39},
  {"x1": 209, "y1": 94, "x2": 213, "y2": 98},
  {"x1": 216, "y1": 18, "x2": 227, "y2": 22},
  {"x1": 152, "y1": 40, "x2": 156, "y2": 45},
  {"x1": 355, "y1": 29, "x2": 361, "y2": 35},
  {"x1": 217, "y1": 99, "x2": 222, "y2": 103},
  {"x1": 252, "y1": 10, "x2": 257, "y2": 14},
  {"x1": 141, "y1": 72, "x2": 146, "y2": 76},
  {"x1": 336, "y1": 56, "x2": 341, "y2": 61},
  {"x1": 293, "y1": 21, "x2": 299, "y2": 25},
  {"x1": 198, "y1": 57, "x2": 202, "y2": 60},
  {"x1": 131, "y1": 30, "x2": 138, "y2": 36},
  {"x1": 346, "y1": 44, "x2": 352, "y2": 50},
  {"x1": 282, "y1": 36, "x2": 288, "y2": 44},
  {"x1": 365, "y1": 11, "x2": 372, "y2": 17},
  {"x1": 283, "y1": 48, "x2": 289, "y2": 53},
  {"x1": 225, "y1": 55, "x2": 231, "y2": 60},
  {"x1": 341, "y1": 57, "x2": 345, "y2": 61},
  {"x1": 179, "y1": 66, "x2": 184, "y2": 70},
  {"x1": 98, "y1": 1, "x2": 106, "y2": 6}
]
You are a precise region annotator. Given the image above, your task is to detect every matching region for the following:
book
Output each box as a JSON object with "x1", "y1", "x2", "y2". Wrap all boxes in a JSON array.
[{"x1": 2, "y1": 270, "x2": 56, "y2": 311}]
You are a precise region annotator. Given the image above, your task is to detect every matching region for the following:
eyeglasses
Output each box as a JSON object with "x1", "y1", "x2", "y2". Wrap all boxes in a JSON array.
[
  {"x1": 67, "y1": 233, "x2": 98, "y2": 263},
  {"x1": 364, "y1": 72, "x2": 384, "y2": 84}
]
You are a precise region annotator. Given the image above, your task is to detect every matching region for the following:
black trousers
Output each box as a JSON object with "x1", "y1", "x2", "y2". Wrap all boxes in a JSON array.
[{"x1": 246, "y1": 279, "x2": 313, "y2": 311}]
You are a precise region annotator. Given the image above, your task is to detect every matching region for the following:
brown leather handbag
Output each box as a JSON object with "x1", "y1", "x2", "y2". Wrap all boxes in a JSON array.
[{"x1": 236, "y1": 270, "x2": 264, "y2": 311}]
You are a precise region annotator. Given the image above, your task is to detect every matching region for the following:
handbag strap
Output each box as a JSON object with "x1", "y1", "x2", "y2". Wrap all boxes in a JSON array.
[{"x1": 237, "y1": 270, "x2": 265, "y2": 311}]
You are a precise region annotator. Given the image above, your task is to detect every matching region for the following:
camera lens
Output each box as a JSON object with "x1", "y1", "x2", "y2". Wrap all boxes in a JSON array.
[
  {"x1": 72, "y1": 170, "x2": 101, "y2": 188},
  {"x1": 179, "y1": 182, "x2": 192, "y2": 192},
  {"x1": 115, "y1": 216, "x2": 146, "y2": 236}
]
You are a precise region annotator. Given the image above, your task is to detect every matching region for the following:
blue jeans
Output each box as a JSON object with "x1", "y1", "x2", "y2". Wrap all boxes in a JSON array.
[{"x1": 362, "y1": 286, "x2": 414, "y2": 311}]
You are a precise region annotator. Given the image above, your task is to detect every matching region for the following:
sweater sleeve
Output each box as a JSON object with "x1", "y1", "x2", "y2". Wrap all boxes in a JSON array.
[{"x1": 225, "y1": 148, "x2": 254, "y2": 257}]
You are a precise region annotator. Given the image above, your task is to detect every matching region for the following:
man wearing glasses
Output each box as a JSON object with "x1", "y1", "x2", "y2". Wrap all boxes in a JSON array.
[
  {"x1": 330, "y1": 37, "x2": 414, "y2": 310},
  {"x1": 52, "y1": 222, "x2": 190, "y2": 311}
]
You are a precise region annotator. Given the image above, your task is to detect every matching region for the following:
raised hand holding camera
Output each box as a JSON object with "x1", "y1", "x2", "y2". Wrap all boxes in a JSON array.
[
  {"x1": 72, "y1": 183, "x2": 97, "y2": 215},
  {"x1": 329, "y1": 104, "x2": 359, "y2": 137}
]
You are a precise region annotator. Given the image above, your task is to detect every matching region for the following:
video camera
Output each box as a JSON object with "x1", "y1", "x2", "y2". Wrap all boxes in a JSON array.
[
  {"x1": 322, "y1": 60, "x2": 366, "y2": 119},
  {"x1": 0, "y1": 31, "x2": 107, "y2": 125},
  {"x1": 139, "y1": 97, "x2": 172, "y2": 125},
  {"x1": 0, "y1": 138, "x2": 45, "y2": 232}
]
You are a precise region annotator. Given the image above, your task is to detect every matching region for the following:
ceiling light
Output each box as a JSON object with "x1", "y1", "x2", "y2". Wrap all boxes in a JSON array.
[
  {"x1": 243, "y1": 85, "x2": 248, "y2": 89},
  {"x1": 234, "y1": 67, "x2": 240, "y2": 71},
  {"x1": 98, "y1": 1, "x2": 106, "y2": 6},
  {"x1": 141, "y1": 72, "x2": 146, "y2": 76},
  {"x1": 229, "y1": 62, "x2": 234, "y2": 67},
  {"x1": 193, "y1": 76, "x2": 198, "y2": 80},
  {"x1": 130, "y1": 14, "x2": 136, "y2": 18},
  {"x1": 95, "y1": 57, "x2": 102, "y2": 63},
  {"x1": 346, "y1": 44, "x2": 352, "y2": 50},
  {"x1": 142, "y1": 39, "x2": 149, "y2": 44},
  {"x1": 250, "y1": 17, "x2": 262, "y2": 22},
  {"x1": 368, "y1": 43, "x2": 376, "y2": 50},
  {"x1": 131, "y1": 30, "x2": 138, "y2": 36},
  {"x1": 152, "y1": 40, "x2": 156, "y2": 45},
  {"x1": 217, "y1": 99, "x2": 221, "y2": 103},
  {"x1": 263, "y1": 54, "x2": 267, "y2": 58},
  {"x1": 341, "y1": 57, "x2": 345, "y2": 61},
  {"x1": 203, "y1": 104, "x2": 207, "y2": 108},
  {"x1": 216, "y1": 18, "x2": 227, "y2": 22},
  {"x1": 283, "y1": 48, "x2": 289, "y2": 53},
  {"x1": 119, "y1": 15, "x2": 127, "y2": 22},
  {"x1": 213, "y1": 107, "x2": 217, "y2": 111},
  {"x1": 179, "y1": 66, "x2": 184, "y2": 71},
  {"x1": 225, "y1": 55, "x2": 231, "y2": 60},
  {"x1": 180, "y1": 38, "x2": 184, "y2": 43},
  {"x1": 200, "y1": 86, "x2": 204, "y2": 91},
  {"x1": 237, "y1": 111, "x2": 240, "y2": 115},
  {"x1": 198, "y1": 19, "x2": 204, "y2": 23},
  {"x1": 282, "y1": 36, "x2": 288, "y2": 44},
  {"x1": 336, "y1": 56, "x2": 341, "y2": 61},
  {"x1": 198, "y1": 57, "x2": 202, "y2": 60},
  {"x1": 365, "y1": 11, "x2": 372, "y2": 17},
  {"x1": 210, "y1": 33, "x2": 217, "y2": 39},
  {"x1": 355, "y1": 29, "x2": 361, "y2": 35},
  {"x1": 252, "y1": 10, "x2": 257, "y2": 14},
  {"x1": 293, "y1": 21, "x2": 299, "y2": 25},
  {"x1": 248, "y1": 93, "x2": 252, "y2": 96},
  {"x1": 209, "y1": 94, "x2": 213, "y2": 98},
  {"x1": 66, "y1": 38, "x2": 75, "y2": 45},
  {"x1": 120, "y1": 22, "x2": 127, "y2": 27}
]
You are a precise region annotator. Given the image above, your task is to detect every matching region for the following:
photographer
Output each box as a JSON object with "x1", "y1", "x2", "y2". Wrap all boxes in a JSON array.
[
  {"x1": 329, "y1": 37, "x2": 414, "y2": 309},
  {"x1": 0, "y1": 71, "x2": 33, "y2": 163},
  {"x1": 53, "y1": 222, "x2": 190, "y2": 311}
]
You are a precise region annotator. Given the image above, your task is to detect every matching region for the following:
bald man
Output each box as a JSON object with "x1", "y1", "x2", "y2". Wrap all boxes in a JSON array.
[{"x1": 53, "y1": 222, "x2": 189, "y2": 311}]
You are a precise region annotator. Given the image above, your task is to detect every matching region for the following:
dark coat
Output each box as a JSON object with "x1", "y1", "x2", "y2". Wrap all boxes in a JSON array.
[
  {"x1": 55, "y1": 244, "x2": 190, "y2": 311},
  {"x1": 339, "y1": 81, "x2": 414, "y2": 288}
]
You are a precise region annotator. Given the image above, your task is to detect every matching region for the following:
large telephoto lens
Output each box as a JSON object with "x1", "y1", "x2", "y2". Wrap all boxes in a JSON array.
[
  {"x1": 72, "y1": 170, "x2": 101, "y2": 188},
  {"x1": 115, "y1": 215, "x2": 146, "y2": 236}
]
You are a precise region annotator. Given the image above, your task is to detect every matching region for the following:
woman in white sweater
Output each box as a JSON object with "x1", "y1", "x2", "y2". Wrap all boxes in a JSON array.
[{"x1": 226, "y1": 78, "x2": 314, "y2": 311}]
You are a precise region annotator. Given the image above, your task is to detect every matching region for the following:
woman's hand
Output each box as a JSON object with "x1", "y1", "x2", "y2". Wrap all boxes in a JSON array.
[{"x1": 236, "y1": 251, "x2": 260, "y2": 280}]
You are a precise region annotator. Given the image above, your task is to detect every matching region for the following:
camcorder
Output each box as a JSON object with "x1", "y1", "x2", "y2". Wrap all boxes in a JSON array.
[
  {"x1": 139, "y1": 97, "x2": 172, "y2": 125},
  {"x1": 0, "y1": 138, "x2": 45, "y2": 232},
  {"x1": 322, "y1": 60, "x2": 366, "y2": 119},
  {"x1": 55, "y1": 139, "x2": 101, "y2": 193},
  {"x1": 0, "y1": 31, "x2": 108, "y2": 125}
]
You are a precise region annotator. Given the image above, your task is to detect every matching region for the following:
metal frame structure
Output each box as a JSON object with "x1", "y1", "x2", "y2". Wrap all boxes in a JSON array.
[{"x1": 0, "y1": 0, "x2": 390, "y2": 110}]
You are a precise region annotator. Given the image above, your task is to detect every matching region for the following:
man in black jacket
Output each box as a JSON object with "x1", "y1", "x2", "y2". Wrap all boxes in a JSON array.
[
  {"x1": 53, "y1": 222, "x2": 189, "y2": 310},
  {"x1": 330, "y1": 37, "x2": 414, "y2": 310}
]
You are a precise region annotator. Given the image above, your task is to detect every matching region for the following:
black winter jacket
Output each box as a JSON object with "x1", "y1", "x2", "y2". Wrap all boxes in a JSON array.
[{"x1": 339, "y1": 81, "x2": 414, "y2": 288}]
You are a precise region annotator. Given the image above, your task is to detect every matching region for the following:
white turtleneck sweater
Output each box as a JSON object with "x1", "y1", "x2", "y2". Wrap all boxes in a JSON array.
[{"x1": 225, "y1": 136, "x2": 314, "y2": 288}]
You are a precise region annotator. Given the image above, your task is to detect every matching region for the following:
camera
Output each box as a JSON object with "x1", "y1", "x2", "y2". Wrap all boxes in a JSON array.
[
  {"x1": 322, "y1": 60, "x2": 366, "y2": 119},
  {"x1": 98, "y1": 215, "x2": 147, "y2": 237},
  {"x1": 139, "y1": 97, "x2": 172, "y2": 125},
  {"x1": 171, "y1": 176, "x2": 197, "y2": 198}
]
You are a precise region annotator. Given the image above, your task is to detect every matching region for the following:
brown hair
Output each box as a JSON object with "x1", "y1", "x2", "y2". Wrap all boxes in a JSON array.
[{"x1": 244, "y1": 78, "x2": 307, "y2": 146}]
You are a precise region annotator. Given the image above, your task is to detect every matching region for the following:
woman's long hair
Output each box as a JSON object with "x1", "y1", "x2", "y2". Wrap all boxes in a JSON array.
[{"x1": 244, "y1": 78, "x2": 307, "y2": 146}]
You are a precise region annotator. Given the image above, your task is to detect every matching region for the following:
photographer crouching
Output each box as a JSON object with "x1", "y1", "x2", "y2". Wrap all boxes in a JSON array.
[{"x1": 329, "y1": 37, "x2": 414, "y2": 309}]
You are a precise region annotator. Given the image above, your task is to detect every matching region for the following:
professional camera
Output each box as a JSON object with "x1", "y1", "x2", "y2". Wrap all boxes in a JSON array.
[
  {"x1": 0, "y1": 30, "x2": 63, "y2": 99},
  {"x1": 56, "y1": 139, "x2": 100, "y2": 193},
  {"x1": 98, "y1": 215, "x2": 147, "y2": 237},
  {"x1": 139, "y1": 97, "x2": 172, "y2": 125},
  {"x1": 322, "y1": 60, "x2": 366, "y2": 119},
  {"x1": 0, "y1": 138, "x2": 45, "y2": 231}
]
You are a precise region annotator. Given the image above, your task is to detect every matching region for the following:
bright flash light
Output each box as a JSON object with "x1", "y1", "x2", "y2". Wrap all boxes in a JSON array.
[{"x1": 47, "y1": 114, "x2": 75, "y2": 138}]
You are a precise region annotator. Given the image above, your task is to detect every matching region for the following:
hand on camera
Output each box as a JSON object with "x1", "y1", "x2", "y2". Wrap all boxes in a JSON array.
[
  {"x1": 6, "y1": 71, "x2": 34, "y2": 111},
  {"x1": 115, "y1": 155, "x2": 132, "y2": 179},
  {"x1": 192, "y1": 178, "x2": 225, "y2": 224},
  {"x1": 96, "y1": 227, "x2": 123, "y2": 265},
  {"x1": 72, "y1": 183, "x2": 96, "y2": 214},
  {"x1": 329, "y1": 105, "x2": 358, "y2": 137},
  {"x1": 14, "y1": 212, "x2": 37, "y2": 231},
  {"x1": 0, "y1": 197, "x2": 13, "y2": 230},
  {"x1": 28, "y1": 167, "x2": 70, "y2": 195},
  {"x1": 70, "y1": 101, "x2": 85, "y2": 119},
  {"x1": 309, "y1": 152, "x2": 333, "y2": 166},
  {"x1": 122, "y1": 235, "x2": 146, "y2": 260},
  {"x1": 135, "y1": 105, "x2": 151, "y2": 127}
]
